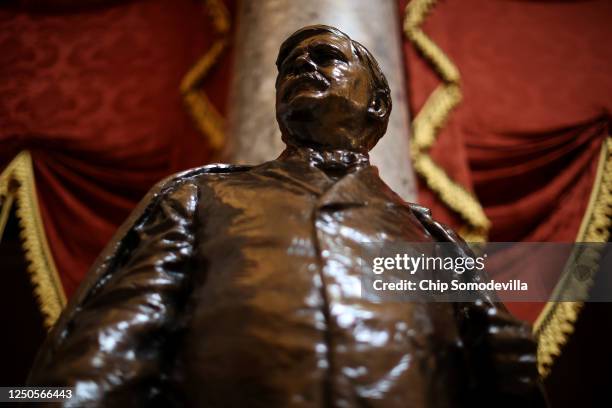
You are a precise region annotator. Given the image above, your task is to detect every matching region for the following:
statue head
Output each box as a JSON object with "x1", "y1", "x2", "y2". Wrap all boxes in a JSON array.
[{"x1": 275, "y1": 25, "x2": 392, "y2": 153}]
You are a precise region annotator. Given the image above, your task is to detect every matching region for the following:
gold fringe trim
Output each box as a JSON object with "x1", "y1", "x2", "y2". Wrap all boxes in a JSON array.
[
  {"x1": 0, "y1": 151, "x2": 67, "y2": 329},
  {"x1": 403, "y1": 0, "x2": 490, "y2": 242},
  {"x1": 181, "y1": 0, "x2": 231, "y2": 151},
  {"x1": 534, "y1": 136, "x2": 612, "y2": 377}
]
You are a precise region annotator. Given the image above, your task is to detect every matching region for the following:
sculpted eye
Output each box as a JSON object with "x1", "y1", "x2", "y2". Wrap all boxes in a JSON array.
[{"x1": 310, "y1": 45, "x2": 347, "y2": 65}]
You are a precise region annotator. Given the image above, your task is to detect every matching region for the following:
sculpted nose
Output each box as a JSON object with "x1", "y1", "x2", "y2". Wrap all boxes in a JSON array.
[{"x1": 294, "y1": 53, "x2": 317, "y2": 74}]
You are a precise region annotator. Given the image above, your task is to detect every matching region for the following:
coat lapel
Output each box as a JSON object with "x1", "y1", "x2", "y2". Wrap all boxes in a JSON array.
[{"x1": 317, "y1": 165, "x2": 404, "y2": 209}]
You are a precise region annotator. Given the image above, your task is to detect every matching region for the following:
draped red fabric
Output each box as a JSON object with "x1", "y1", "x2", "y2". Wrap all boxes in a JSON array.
[
  {"x1": 0, "y1": 0, "x2": 235, "y2": 297},
  {"x1": 401, "y1": 0, "x2": 611, "y2": 322}
]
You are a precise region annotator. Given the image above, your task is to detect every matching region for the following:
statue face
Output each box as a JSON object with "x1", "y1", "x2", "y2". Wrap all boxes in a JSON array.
[{"x1": 276, "y1": 32, "x2": 377, "y2": 152}]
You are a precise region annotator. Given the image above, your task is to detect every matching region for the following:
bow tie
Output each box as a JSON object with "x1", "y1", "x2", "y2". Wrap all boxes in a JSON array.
[{"x1": 280, "y1": 146, "x2": 370, "y2": 172}]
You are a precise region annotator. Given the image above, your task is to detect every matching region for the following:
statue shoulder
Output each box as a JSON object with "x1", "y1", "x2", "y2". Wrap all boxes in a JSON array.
[
  {"x1": 405, "y1": 202, "x2": 466, "y2": 246},
  {"x1": 155, "y1": 163, "x2": 253, "y2": 192},
  {"x1": 60, "y1": 163, "x2": 252, "y2": 320}
]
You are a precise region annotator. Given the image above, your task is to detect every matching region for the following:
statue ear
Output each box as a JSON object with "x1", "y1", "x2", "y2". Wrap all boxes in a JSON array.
[{"x1": 367, "y1": 89, "x2": 389, "y2": 121}]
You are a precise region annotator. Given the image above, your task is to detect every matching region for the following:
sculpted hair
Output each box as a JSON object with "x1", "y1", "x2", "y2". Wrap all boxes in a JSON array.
[{"x1": 276, "y1": 25, "x2": 392, "y2": 143}]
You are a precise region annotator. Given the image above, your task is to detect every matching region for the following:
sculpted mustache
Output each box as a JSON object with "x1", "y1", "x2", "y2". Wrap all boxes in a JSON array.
[
  {"x1": 280, "y1": 72, "x2": 330, "y2": 103},
  {"x1": 288, "y1": 72, "x2": 330, "y2": 88}
]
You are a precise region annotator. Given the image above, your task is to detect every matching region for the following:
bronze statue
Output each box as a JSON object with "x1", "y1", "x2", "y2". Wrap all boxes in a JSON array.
[{"x1": 29, "y1": 26, "x2": 545, "y2": 407}]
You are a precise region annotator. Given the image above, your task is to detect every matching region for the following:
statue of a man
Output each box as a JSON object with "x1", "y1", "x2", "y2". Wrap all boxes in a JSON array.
[{"x1": 30, "y1": 25, "x2": 544, "y2": 407}]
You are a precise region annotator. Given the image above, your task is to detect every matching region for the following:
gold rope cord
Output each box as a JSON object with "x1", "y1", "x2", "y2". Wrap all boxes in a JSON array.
[
  {"x1": 533, "y1": 137, "x2": 612, "y2": 377},
  {"x1": 0, "y1": 151, "x2": 67, "y2": 328},
  {"x1": 403, "y1": 0, "x2": 490, "y2": 242},
  {"x1": 181, "y1": 0, "x2": 231, "y2": 151}
]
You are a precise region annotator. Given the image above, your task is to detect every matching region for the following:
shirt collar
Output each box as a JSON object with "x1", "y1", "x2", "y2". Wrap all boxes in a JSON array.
[{"x1": 278, "y1": 146, "x2": 370, "y2": 174}]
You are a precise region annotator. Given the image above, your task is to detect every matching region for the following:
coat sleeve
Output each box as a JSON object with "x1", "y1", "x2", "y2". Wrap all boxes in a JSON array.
[
  {"x1": 408, "y1": 203, "x2": 547, "y2": 407},
  {"x1": 28, "y1": 176, "x2": 200, "y2": 407}
]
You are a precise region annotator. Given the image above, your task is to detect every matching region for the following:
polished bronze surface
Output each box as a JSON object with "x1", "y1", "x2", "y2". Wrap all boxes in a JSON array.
[{"x1": 29, "y1": 26, "x2": 545, "y2": 407}]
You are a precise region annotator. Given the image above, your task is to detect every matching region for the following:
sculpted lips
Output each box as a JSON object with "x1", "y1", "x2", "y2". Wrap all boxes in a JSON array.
[{"x1": 281, "y1": 72, "x2": 330, "y2": 102}]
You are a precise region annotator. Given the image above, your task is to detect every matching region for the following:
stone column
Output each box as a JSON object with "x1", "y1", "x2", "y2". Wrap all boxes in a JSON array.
[{"x1": 225, "y1": 0, "x2": 415, "y2": 200}]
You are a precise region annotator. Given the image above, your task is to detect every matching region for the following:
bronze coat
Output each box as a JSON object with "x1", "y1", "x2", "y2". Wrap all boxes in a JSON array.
[{"x1": 29, "y1": 148, "x2": 543, "y2": 407}]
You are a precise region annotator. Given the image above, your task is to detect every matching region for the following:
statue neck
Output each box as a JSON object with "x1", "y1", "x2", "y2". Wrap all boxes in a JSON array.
[{"x1": 278, "y1": 145, "x2": 370, "y2": 176}]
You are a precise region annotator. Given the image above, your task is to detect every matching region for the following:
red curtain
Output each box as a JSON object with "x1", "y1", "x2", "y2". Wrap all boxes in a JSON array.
[
  {"x1": 401, "y1": 0, "x2": 611, "y2": 322},
  {"x1": 0, "y1": 0, "x2": 235, "y2": 297},
  {"x1": 3, "y1": 0, "x2": 610, "y2": 320}
]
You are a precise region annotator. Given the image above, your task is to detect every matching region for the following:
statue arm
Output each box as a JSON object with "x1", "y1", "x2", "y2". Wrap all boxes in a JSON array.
[
  {"x1": 408, "y1": 203, "x2": 546, "y2": 407},
  {"x1": 28, "y1": 177, "x2": 200, "y2": 407}
]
